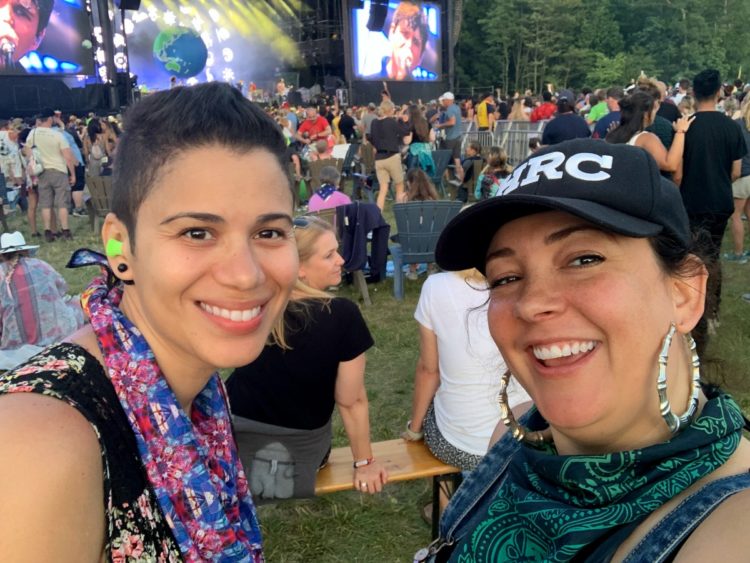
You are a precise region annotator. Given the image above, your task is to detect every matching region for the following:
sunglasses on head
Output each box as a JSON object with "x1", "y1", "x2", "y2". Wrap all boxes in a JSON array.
[{"x1": 293, "y1": 217, "x2": 311, "y2": 229}]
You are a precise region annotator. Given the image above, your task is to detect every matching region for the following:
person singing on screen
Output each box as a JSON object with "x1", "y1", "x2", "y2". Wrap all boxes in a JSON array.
[
  {"x1": 383, "y1": 2, "x2": 428, "y2": 80},
  {"x1": 0, "y1": 0, "x2": 53, "y2": 73}
]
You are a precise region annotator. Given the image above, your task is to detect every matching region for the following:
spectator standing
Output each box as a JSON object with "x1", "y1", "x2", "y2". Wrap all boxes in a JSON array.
[
  {"x1": 361, "y1": 102, "x2": 378, "y2": 140},
  {"x1": 27, "y1": 109, "x2": 76, "y2": 242},
  {"x1": 671, "y1": 78, "x2": 690, "y2": 105},
  {"x1": 433, "y1": 92, "x2": 464, "y2": 183},
  {"x1": 593, "y1": 87, "x2": 624, "y2": 139},
  {"x1": 370, "y1": 100, "x2": 410, "y2": 210},
  {"x1": 638, "y1": 77, "x2": 675, "y2": 152},
  {"x1": 406, "y1": 104, "x2": 435, "y2": 175},
  {"x1": 338, "y1": 107, "x2": 357, "y2": 142},
  {"x1": 474, "y1": 93, "x2": 496, "y2": 131},
  {"x1": 585, "y1": 89, "x2": 609, "y2": 124},
  {"x1": 530, "y1": 90, "x2": 556, "y2": 122},
  {"x1": 52, "y1": 114, "x2": 85, "y2": 217},
  {"x1": 606, "y1": 91, "x2": 693, "y2": 183},
  {"x1": 680, "y1": 69, "x2": 748, "y2": 352},
  {"x1": 0, "y1": 120, "x2": 25, "y2": 215},
  {"x1": 724, "y1": 102, "x2": 750, "y2": 263},
  {"x1": 656, "y1": 81, "x2": 682, "y2": 123},
  {"x1": 541, "y1": 96, "x2": 591, "y2": 145},
  {"x1": 507, "y1": 99, "x2": 529, "y2": 121}
]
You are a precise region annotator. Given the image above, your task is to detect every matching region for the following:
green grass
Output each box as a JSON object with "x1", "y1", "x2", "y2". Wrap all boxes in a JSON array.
[{"x1": 8, "y1": 206, "x2": 750, "y2": 562}]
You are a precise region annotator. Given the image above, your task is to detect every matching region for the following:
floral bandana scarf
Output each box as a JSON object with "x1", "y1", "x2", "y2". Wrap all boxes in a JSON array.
[
  {"x1": 69, "y1": 249, "x2": 264, "y2": 562},
  {"x1": 451, "y1": 392, "x2": 744, "y2": 562}
]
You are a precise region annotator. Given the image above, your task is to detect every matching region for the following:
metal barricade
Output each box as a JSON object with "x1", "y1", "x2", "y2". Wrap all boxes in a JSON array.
[
  {"x1": 461, "y1": 130, "x2": 495, "y2": 153},
  {"x1": 459, "y1": 121, "x2": 547, "y2": 166},
  {"x1": 492, "y1": 121, "x2": 547, "y2": 166}
]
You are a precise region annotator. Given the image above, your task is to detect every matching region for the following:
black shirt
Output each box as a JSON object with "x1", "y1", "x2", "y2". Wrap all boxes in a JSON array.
[
  {"x1": 657, "y1": 101, "x2": 681, "y2": 123},
  {"x1": 338, "y1": 114, "x2": 357, "y2": 141},
  {"x1": 681, "y1": 111, "x2": 747, "y2": 216},
  {"x1": 370, "y1": 117, "x2": 410, "y2": 160},
  {"x1": 541, "y1": 113, "x2": 592, "y2": 145},
  {"x1": 226, "y1": 298, "x2": 374, "y2": 430}
]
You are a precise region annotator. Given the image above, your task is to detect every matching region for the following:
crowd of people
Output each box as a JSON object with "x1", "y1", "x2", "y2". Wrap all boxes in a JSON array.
[{"x1": 0, "y1": 65, "x2": 748, "y2": 561}]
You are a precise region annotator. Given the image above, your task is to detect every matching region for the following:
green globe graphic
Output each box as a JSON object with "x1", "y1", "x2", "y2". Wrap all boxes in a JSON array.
[{"x1": 153, "y1": 27, "x2": 208, "y2": 78}]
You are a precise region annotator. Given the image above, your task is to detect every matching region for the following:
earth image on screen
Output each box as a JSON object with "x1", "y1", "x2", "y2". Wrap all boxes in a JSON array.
[{"x1": 153, "y1": 27, "x2": 208, "y2": 79}]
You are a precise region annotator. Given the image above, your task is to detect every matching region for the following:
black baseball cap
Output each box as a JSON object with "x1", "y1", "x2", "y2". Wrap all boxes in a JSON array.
[
  {"x1": 435, "y1": 139, "x2": 691, "y2": 273},
  {"x1": 37, "y1": 107, "x2": 55, "y2": 119}
]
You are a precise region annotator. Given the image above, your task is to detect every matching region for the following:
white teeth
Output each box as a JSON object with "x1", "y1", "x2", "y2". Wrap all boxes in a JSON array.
[
  {"x1": 532, "y1": 341, "x2": 596, "y2": 361},
  {"x1": 200, "y1": 302, "x2": 261, "y2": 323}
]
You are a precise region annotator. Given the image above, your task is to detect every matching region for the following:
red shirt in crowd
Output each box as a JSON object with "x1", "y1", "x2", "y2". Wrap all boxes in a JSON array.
[
  {"x1": 530, "y1": 102, "x2": 557, "y2": 122},
  {"x1": 297, "y1": 116, "x2": 330, "y2": 140}
]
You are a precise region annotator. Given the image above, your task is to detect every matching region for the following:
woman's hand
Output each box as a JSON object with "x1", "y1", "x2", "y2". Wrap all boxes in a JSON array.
[
  {"x1": 673, "y1": 114, "x2": 695, "y2": 134},
  {"x1": 353, "y1": 460, "x2": 388, "y2": 494}
]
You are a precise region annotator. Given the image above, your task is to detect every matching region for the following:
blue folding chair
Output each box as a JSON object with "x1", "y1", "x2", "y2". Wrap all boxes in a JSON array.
[{"x1": 388, "y1": 200, "x2": 463, "y2": 300}]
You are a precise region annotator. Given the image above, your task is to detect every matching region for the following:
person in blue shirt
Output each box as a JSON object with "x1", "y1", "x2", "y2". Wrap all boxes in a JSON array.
[
  {"x1": 434, "y1": 92, "x2": 464, "y2": 182},
  {"x1": 52, "y1": 112, "x2": 86, "y2": 216},
  {"x1": 593, "y1": 87, "x2": 624, "y2": 139}
]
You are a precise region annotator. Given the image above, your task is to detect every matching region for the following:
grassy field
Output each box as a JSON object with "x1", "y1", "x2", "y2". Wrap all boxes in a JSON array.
[{"x1": 8, "y1": 204, "x2": 750, "y2": 562}]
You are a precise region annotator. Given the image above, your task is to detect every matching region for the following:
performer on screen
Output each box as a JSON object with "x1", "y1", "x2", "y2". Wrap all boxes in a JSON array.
[
  {"x1": 382, "y1": 1, "x2": 429, "y2": 80},
  {"x1": 0, "y1": 0, "x2": 53, "y2": 73}
]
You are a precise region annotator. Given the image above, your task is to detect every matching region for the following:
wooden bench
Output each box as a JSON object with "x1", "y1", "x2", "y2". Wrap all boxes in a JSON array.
[{"x1": 315, "y1": 439, "x2": 460, "y2": 537}]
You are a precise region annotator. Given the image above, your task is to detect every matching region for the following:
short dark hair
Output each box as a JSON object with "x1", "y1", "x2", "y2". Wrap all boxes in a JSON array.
[
  {"x1": 557, "y1": 98, "x2": 575, "y2": 113},
  {"x1": 36, "y1": 0, "x2": 54, "y2": 35},
  {"x1": 111, "y1": 82, "x2": 289, "y2": 251},
  {"x1": 693, "y1": 69, "x2": 721, "y2": 101},
  {"x1": 678, "y1": 78, "x2": 691, "y2": 90},
  {"x1": 606, "y1": 87, "x2": 624, "y2": 101}
]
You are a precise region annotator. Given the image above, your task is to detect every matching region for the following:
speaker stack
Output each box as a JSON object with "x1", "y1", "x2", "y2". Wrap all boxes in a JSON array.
[{"x1": 366, "y1": 1, "x2": 388, "y2": 32}]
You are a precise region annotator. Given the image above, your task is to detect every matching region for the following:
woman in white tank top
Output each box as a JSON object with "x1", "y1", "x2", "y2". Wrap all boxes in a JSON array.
[{"x1": 607, "y1": 91, "x2": 694, "y2": 183}]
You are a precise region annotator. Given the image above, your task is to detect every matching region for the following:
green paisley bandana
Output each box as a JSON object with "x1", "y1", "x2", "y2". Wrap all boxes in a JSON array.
[{"x1": 453, "y1": 393, "x2": 744, "y2": 562}]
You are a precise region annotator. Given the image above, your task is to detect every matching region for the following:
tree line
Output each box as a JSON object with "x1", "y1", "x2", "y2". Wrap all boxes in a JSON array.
[{"x1": 453, "y1": 0, "x2": 750, "y2": 94}]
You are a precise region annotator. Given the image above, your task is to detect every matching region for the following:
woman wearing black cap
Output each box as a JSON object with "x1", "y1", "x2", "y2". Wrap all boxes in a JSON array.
[{"x1": 416, "y1": 139, "x2": 750, "y2": 562}]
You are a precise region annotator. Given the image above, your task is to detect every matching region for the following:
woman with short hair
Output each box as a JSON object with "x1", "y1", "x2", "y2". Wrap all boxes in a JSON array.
[{"x1": 0, "y1": 82, "x2": 299, "y2": 561}]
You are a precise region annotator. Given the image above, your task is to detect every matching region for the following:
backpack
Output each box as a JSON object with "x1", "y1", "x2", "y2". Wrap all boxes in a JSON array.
[
  {"x1": 90, "y1": 140, "x2": 105, "y2": 161},
  {"x1": 26, "y1": 130, "x2": 44, "y2": 176}
]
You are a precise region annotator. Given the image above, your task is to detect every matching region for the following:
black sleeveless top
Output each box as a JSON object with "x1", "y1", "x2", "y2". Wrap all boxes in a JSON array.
[{"x1": 0, "y1": 343, "x2": 182, "y2": 561}]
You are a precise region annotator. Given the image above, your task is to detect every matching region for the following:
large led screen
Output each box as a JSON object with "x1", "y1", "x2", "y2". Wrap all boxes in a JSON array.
[
  {"x1": 121, "y1": 1, "x2": 299, "y2": 91},
  {"x1": 0, "y1": 0, "x2": 94, "y2": 75},
  {"x1": 352, "y1": 1, "x2": 441, "y2": 82}
]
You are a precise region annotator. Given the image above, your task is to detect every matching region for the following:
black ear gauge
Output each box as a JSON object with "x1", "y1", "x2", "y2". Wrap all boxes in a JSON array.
[{"x1": 117, "y1": 263, "x2": 128, "y2": 273}]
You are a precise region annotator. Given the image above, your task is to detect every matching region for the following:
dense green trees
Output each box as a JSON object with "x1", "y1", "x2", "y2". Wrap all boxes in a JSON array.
[{"x1": 454, "y1": 0, "x2": 750, "y2": 93}]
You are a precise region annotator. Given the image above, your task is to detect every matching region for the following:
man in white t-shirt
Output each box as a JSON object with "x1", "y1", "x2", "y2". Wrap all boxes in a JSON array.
[{"x1": 28, "y1": 108, "x2": 76, "y2": 241}]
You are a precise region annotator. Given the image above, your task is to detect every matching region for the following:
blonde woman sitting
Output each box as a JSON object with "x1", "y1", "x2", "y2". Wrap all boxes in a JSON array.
[{"x1": 228, "y1": 216, "x2": 388, "y2": 500}]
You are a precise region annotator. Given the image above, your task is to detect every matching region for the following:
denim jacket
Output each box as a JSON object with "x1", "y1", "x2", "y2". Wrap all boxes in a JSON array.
[{"x1": 420, "y1": 411, "x2": 750, "y2": 563}]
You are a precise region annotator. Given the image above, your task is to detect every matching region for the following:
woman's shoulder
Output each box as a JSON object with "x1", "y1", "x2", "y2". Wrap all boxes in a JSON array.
[
  {"x1": 676, "y1": 487, "x2": 750, "y2": 560},
  {"x1": 0, "y1": 387, "x2": 105, "y2": 560},
  {"x1": 0, "y1": 342, "x2": 101, "y2": 397},
  {"x1": 329, "y1": 295, "x2": 362, "y2": 309}
]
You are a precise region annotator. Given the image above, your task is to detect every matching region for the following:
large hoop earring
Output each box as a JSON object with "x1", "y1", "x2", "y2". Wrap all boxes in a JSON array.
[
  {"x1": 498, "y1": 370, "x2": 548, "y2": 446},
  {"x1": 657, "y1": 322, "x2": 701, "y2": 434}
]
